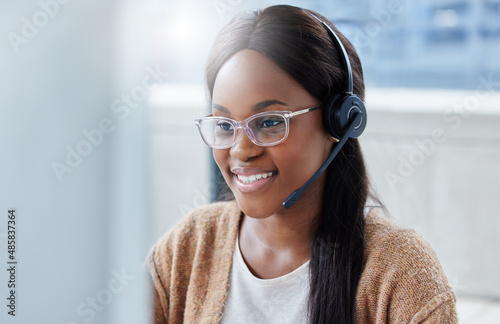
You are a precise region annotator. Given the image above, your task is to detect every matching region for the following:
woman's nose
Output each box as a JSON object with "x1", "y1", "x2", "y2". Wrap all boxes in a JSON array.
[{"x1": 229, "y1": 128, "x2": 264, "y2": 162}]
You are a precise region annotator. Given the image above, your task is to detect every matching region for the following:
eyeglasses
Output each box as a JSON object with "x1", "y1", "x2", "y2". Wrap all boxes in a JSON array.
[{"x1": 194, "y1": 106, "x2": 320, "y2": 149}]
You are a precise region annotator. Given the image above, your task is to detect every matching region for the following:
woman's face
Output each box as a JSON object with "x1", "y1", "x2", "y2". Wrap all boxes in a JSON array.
[{"x1": 212, "y1": 49, "x2": 333, "y2": 218}]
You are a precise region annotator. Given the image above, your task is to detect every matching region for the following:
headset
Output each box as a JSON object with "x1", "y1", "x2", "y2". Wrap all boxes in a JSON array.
[{"x1": 283, "y1": 13, "x2": 368, "y2": 209}]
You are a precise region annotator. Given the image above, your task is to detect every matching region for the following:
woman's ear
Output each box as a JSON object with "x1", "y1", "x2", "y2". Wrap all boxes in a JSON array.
[{"x1": 328, "y1": 135, "x2": 339, "y2": 143}]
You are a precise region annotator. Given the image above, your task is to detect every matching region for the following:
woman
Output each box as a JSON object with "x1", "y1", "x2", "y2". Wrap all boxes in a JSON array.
[{"x1": 148, "y1": 5, "x2": 457, "y2": 323}]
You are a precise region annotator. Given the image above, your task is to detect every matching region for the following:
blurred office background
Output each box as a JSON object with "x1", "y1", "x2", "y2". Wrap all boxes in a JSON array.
[{"x1": 0, "y1": 0, "x2": 499, "y2": 323}]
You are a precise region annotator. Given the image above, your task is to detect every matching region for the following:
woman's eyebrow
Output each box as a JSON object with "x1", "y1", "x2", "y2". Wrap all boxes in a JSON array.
[
  {"x1": 212, "y1": 103, "x2": 229, "y2": 113},
  {"x1": 252, "y1": 99, "x2": 288, "y2": 112},
  {"x1": 212, "y1": 99, "x2": 288, "y2": 114}
]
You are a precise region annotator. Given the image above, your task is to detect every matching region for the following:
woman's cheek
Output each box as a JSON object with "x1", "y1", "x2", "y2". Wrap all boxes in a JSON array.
[{"x1": 212, "y1": 149, "x2": 229, "y2": 176}]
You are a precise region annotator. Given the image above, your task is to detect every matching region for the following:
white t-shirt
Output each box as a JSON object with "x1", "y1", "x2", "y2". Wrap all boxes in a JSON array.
[{"x1": 220, "y1": 236, "x2": 310, "y2": 324}]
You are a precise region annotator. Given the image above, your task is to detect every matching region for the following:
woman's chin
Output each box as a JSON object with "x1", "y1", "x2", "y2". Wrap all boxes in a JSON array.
[{"x1": 234, "y1": 198, "x2": 281, "y2": 219}]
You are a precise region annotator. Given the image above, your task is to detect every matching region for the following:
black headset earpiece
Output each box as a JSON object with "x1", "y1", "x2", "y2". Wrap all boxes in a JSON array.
[
  {"x1": 282, "y1": 12, "x2": 368, "y2": 209},
  {"x1": 325, "y1": 93, "x2": 367, "y2": 139}
]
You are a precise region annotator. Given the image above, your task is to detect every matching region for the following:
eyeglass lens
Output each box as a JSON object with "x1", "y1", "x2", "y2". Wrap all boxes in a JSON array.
[{"x1": 199, "y1": 113, "x2": 287, "y2": 148}]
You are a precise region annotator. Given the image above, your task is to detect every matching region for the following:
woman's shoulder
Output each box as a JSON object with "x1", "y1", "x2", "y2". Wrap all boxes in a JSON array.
[
  {"x1": 153, "y1": 200, "x2": 241, "y2": 254},
  {"x1": 147, "y1": 200, "x2": 241, "y2": 291},
  {"x1": 362, "y1": 207, "x2": 453, "y2": 286},
  {"x1": 147, "y1": 201, "x2": 242, "y2": 323},
  {"x1": 357, "y1": 208, "x2": 457, "y2": 323},
  {"x1": 363, "y1": 208, "x2": 444, "y2": 270}
]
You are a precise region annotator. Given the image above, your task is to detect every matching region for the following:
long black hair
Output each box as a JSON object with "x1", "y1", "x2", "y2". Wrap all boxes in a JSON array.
[{"x1": 206, "y1": 5, "x2": 369, "y2": 323}]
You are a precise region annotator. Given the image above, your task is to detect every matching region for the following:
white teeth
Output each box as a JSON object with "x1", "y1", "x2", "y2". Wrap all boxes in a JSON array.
[{"x1": 237, "y1": 172, "x2": 274, "y2": 184}]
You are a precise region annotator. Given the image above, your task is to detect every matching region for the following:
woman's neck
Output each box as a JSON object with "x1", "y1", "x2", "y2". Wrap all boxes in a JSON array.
[{"x1": 238, "y1": 203, "x2": 320, "y2": 279}]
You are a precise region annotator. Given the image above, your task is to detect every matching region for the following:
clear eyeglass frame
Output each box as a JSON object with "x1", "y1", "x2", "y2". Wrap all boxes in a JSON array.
[{"x1": 194, "y1": 106, "x2": 321, "y2": 149}]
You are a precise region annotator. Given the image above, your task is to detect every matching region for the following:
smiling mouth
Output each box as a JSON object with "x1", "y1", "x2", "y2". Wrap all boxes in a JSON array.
[{"x1": 236, "y1": 172, "x2": 274, "y2": 184}]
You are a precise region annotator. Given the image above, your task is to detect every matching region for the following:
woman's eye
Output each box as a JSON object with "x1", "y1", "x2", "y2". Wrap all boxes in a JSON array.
[
  {"x1": 217, "y1": 121, "x2": 233, "y2": 132},
  {"x1": 259, "y1": 118, "x2": 283, "y2": 128}
]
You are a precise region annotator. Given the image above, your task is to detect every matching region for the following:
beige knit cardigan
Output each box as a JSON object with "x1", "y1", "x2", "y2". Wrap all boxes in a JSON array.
[{"x1": 147, "y1": 201, "x2": 457, "y2": 323}]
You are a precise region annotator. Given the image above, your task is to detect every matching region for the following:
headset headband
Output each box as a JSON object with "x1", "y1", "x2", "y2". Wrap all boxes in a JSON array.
[{"x1": 308, "y1": 13, "x2": 353, "y2": 95}]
